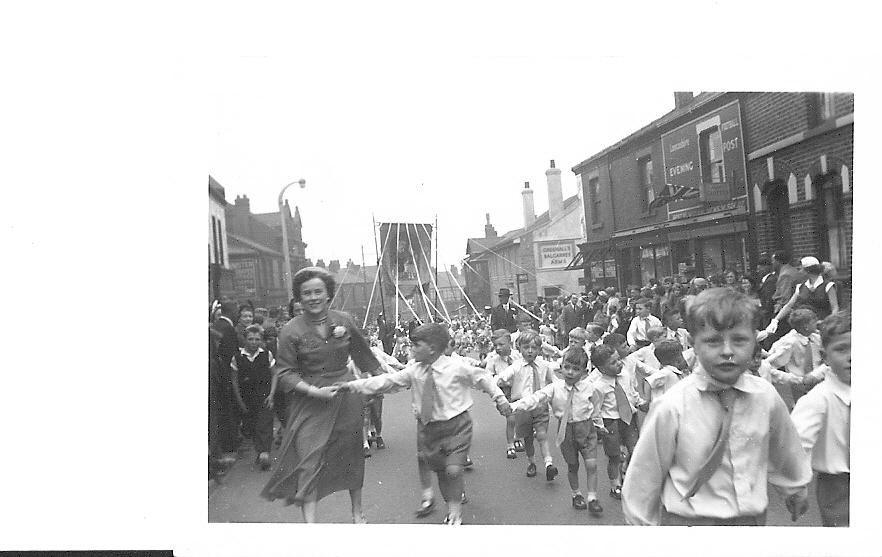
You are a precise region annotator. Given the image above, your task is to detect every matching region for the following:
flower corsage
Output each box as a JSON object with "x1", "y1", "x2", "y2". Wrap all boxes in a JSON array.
[{"x1": 332, "y1": 325, "x2": 347, "y2": 339}]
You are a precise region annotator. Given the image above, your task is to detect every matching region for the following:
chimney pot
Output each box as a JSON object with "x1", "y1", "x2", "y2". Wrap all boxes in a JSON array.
[
  {"x1": 550, "y1": 160, "x2": 555, "y2": 169},
  {"x1": 524, "y1": 181, "x2": 530, "y2": 189}
]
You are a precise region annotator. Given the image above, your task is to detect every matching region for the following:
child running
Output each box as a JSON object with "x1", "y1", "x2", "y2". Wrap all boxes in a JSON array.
[
  {"x1": 230, "y1": 324, "x2": 277, "y2": 470},
  {"x1": 622, "y1": 287, "x2": 812, "y2": 525},
  {"x1": 511, "y1": 348, "x2": 606, "y2": 516},
  {"x1": 340, "y1": 324, "x2": 511, "y2": 525},
  {"x1": 790, "y1": 311, "x2": 851, "y2": 526}
]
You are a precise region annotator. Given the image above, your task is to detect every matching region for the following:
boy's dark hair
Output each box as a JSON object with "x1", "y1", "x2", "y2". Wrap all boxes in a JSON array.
[
  {"x1": 516, "y1": 330, "x2": 542, "y2": 349},
  {"x1": 244, "y1": 324, "x2": 264, "y2": 336},
  {"x1": 635, "y1": 297, "x2": 652, "y2": 308},
  {"x1": 772, "y1": 251, "x2": 791, "y2": 265},
  {"x1": 819, "y1": 311, "x2": 851, "y2": 347},
  {"x1": 685, "y1": 287, "x2": 757, "y2": 336},
  {"x1": 410, "y1": 323, "x2": 450, "y2": 354},
  {"x1": 590, "y1": 344, "x2": 616, "y2": 369},
  {"x1": 662, "y1": 307, "x2": 681, "y2": 325},
  {"x1": 603, "y1": 332, "x2": 626, "y2": 346},
  {"x1": 490, "y1": 328, "x2": 511, "y2": 342},
  {"x1": 562, "y1": 346, "x2": 590, "y2": 370},
  {"x1": 790, "y1": 307, "x2": 819, "y2": 331},
  {"x1": 654, "y1": 339, "x2": 683, "y2": 367},
  {"x1": 586, "y1": 323, "x2": 605, "y2": 338},
  {"x1": 253, "y1": 314, "x2": 266, "y2": 325}
]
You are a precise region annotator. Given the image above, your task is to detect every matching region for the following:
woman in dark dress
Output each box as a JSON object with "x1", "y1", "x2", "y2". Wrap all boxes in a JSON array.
[
  {"x1": 772, "y1": 256, "x2": 840, "y2": 325},
  {"x1": 261, "y1": 267, "x2": 381, "y2": 523}
]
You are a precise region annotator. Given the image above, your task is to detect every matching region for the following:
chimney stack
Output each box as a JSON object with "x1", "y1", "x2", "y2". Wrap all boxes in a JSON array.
[
  {"x1": 522, "y1": 182, "x2": 536, "y2": 227},
  {"x1": 546, "y1": 159, "x2": 563, "y2": 220},
  {"x1": 484, "y1": 213, "x2": 498, "y2": 238},
  {"x1": 674, "y1": 91, "x2": 694, "y2": 109}
]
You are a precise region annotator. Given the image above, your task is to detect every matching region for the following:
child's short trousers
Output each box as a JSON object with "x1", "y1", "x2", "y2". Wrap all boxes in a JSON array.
[
  {"x1": 515, "y1": 405, "x2": 550, "y2": 439},
  {"x1": 560, "y1": 419, "x2": 598, "y2": 467},
  {"x1": 417, "y1": 411, "x2": 473, "y2": 472},
  {"x1": 601, "y1": 417, "x2": 639, "y2": 459}
]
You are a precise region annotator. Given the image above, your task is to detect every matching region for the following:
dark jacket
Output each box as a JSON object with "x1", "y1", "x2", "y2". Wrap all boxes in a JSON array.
[{"x1": 490, "y1": 303, "x2": 518, "y2": 333}]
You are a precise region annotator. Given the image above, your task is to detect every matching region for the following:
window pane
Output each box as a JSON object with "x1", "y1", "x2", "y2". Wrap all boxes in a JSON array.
[
  {"x1": 654, "y1": 244, "x2": 671, "y2": 279},
  {"x1": 640, "y1": 247, "x2": 655, "y2": 286},
  {"x1": 702, "y1": 239, "x2": 723, "y2": 278}
]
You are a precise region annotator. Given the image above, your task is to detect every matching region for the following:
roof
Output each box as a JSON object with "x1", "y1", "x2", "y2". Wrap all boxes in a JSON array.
[
  {"x1": 252, "y1": 213, "x2": 280, "y2": 228},
  {"x1": 209, "y1": 175, "x2": 227, "y2": 204},
  {"x1": 466, "y1": 194, "x2": 580, "y2": 260},
  {"x1": 571, "y1": 92, "x2": 725, "y2": 172},
  {"x1": 227, "y1": 233, "x2": 283, "y2": 257}
]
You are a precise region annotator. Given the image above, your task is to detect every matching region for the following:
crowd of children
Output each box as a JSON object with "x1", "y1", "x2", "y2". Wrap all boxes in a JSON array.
[{"x1": 211, "y1": 268, "x2": 851, "y2": 526}]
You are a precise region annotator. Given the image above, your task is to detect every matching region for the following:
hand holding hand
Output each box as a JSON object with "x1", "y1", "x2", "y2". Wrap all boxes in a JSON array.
[
  {"x1": 765, "y1": 319, "x2": 779, "y2": 335},
  {"x1": 596, "y1": 426, "x2": 609, "y2": 437},
  {"x1": 496, "y1": 400, "x2": 512, "y2": 417},
  {"x1": 311, "y1": 385, "x2": 339, "y2": 400}
]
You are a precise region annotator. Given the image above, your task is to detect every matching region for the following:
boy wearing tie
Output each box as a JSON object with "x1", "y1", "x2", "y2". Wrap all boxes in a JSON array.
[
  {"x1": 341, "y1": 324, "x2": 511, "y2": 525},
  {"x1": 497, "y1": 331, "x2": 560, "y2": 481},
  {"x1": 764, "y1": 307, "x2": 824, "y2": 409},
  {"x1": 511, "y1": 348, "x2": 606, "y2": 515},
  {"x1": 622, "y1": 288, "x2": 811, "y2": 525},
  {"x1": 590, "y1": 344, "x2": 648, "y2": 500}
]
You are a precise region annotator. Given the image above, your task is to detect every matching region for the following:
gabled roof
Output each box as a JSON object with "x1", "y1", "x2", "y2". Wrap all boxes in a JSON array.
[
  {"x1": 227, "y1": 233, "x2": 283, "y2": 258},
  {"x1": 209, "y1": 175, "x2": 227, "y2": 204},
  {"x1": 252, "y1": 212, "x2": 280, "y2": 228},
  {"x1": 571, "y1": 92, "x2": 725, "y2": 172},
  {"x1": 464, "y1": 193, "x2": 580, "y2": 261}
]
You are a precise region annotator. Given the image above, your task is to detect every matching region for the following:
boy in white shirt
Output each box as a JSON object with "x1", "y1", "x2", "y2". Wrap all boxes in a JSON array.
[
  {"x1": 497, "y1": 331, "x2": 559, "y2": 481},
  {"x1": 662, "y1": 308, "x2": 691, "y2": 351},
  {"x1": 764, "y1": 307, "x2": 824, "y2": 408},
  {"x1": 482, "y1": 329, "x2": 523, "y2": 458},
  {"x1": 512, "y1": 348, "x2": 607, "y2": 515},
  {"x1": 622, "y1": 287, "x2": 811, "y2": 526},
  {"x1": 791, "y1": 311, "x2": 851, "y2": 526},
  {"x1": 341, "y1": 324, "x2": 511, "y2": 525},
  {"x1": 627, "y1": 298, "x2": 662, "y2": 348},
  {"x1": 644, "y1": 339, "x2": 687, "y2": 405}
]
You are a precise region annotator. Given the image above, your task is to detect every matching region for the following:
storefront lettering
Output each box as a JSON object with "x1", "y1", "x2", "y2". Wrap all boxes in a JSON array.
[{"x1": 670, "y1": 138, "x2": 690, "y2": 152}]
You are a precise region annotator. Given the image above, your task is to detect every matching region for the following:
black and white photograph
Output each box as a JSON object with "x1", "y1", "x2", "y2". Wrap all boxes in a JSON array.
[{"x1": 3, "y1": 1, "x2": 880, "y2": 556}]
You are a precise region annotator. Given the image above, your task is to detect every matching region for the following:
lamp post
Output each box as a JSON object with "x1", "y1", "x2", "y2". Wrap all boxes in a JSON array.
[{"x1": 279, "y1": 178, "x2": 306, "y2": 299}]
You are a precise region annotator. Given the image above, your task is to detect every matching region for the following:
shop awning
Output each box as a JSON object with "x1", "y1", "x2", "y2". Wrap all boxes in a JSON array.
[{"x1": 563, "y1": 251, "x2": 584, "y2": 271}]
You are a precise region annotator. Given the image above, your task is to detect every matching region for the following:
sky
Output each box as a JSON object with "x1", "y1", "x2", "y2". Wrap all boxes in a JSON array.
[{"x1": 208, "y1": 55, "x2": 682, "y2": 271}]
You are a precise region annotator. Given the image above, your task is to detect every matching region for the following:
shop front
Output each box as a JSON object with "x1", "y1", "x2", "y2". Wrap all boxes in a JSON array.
[{"x1": 614, "y1": 218, "x2": 748, "y2": 287}]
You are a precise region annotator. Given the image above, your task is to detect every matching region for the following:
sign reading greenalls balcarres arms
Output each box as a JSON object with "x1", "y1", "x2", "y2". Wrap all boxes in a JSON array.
[{"x1": 661, "y1": 100, "x2": 749, "y2": 217}]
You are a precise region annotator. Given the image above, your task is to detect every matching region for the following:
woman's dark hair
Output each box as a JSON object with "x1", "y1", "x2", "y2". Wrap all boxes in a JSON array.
[{"x1": 291, "y1": 266, "x2": 336, "y2": 302}]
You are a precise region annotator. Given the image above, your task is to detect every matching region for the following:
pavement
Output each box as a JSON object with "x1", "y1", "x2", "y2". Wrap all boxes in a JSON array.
[{"x1": 209, "y1": 383, "x2": 822, "y2": 525}]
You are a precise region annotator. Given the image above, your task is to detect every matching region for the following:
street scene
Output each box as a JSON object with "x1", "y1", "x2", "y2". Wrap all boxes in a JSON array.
[{"x1": 209, "y1": 91, "x2": 853, "y2": 527}]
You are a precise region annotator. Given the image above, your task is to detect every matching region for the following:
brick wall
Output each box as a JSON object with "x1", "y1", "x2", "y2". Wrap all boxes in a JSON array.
[{"x1": 743, "y1": 93, "x2": 811, "y2": 151}]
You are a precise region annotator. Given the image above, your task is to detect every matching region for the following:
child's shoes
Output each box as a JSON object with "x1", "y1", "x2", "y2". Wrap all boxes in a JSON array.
[{"x1": 526, "y1": 463, "x2": 537, "y2": 477}]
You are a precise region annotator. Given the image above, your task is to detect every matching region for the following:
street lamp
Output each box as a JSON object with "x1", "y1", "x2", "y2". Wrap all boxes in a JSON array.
[{"x1": 279, "y1": 178, "x2": 306, "y2": 299}]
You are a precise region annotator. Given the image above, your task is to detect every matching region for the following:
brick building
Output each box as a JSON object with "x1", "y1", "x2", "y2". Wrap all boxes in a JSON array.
[
  {"x1": 208, "y1": 176, "x2": 234, "y2": 302},
  {"x1": 225, "y1": 193, "x2": 309, "y2": 307},
  {"x1": 569, "y1": 92, "x2": 853, "y2": 304}
]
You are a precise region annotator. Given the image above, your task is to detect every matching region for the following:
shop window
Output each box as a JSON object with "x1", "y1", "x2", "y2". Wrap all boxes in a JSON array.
[
  {"x1": 544, "y1": 286, "x2": 561, "y2": 298},
  {"x1": 638, "y1": 156, "x2": 654, "y2": 210},
  {"x1": 589, "y1": 177, "x2": 601, "y2": 223},
  {"x1": 699, "y1": 126, "x2": 725, "y2": 184}
]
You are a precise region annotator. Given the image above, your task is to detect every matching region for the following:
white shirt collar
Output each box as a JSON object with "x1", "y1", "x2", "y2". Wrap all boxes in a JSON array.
[
  {"x1": 218, "y1": 316, "x2": 234, "y2": 327},
  {"x1": 238, "y1": 346, "x2": 265, "y2": 361},
  {"x1": 805, "y1": 275, "x2": 824, "y2": 290},
  {"x1": 823, "y1": 368, "x2": 851, "y2": 405}
]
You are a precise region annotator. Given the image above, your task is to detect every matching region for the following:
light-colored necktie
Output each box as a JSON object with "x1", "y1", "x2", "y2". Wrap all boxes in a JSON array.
[
  {"x1": 614, "y1": 378, "x2": 633, "y2": 425},
  {"x1": 531, "y1": 362, "x2": 541, "y2": 393},
  {"x1": 683, "y1": 388, "x2": 736, "y2": 499},
  {"x1": 556, "y1": 386, "x2": 576, "y2": 446},
  {"x1": 420, "y1": 367, "x2": 436, "y2": 423}
]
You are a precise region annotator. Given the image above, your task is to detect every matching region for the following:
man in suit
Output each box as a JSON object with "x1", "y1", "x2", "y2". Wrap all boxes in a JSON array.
[
  {"x1": 560, "y1": 293, "x2": 581, "y2": 337},
  {"x1": 490, "y1": 288, "x2": 518, "y2": 333},
  {"x1": 756, "y1": 257, "x2": 777, "y2": 328}
]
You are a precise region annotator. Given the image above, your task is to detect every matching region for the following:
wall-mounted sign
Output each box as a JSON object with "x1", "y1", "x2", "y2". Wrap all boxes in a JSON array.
[
  {"x1": 661, "y1": 100, "x2": 748, "y2": 213},
  {"x1": 538, "y1": 241, "x2": 576, "y2": 269},
  {"x1": 231, "y1": 259, "x2": 257, "y2": 297}
]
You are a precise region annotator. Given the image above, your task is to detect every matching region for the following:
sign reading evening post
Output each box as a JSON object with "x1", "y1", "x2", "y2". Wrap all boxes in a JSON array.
[{"x1": 661, "y1": 100, "x2": 748, "y2": 213}]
